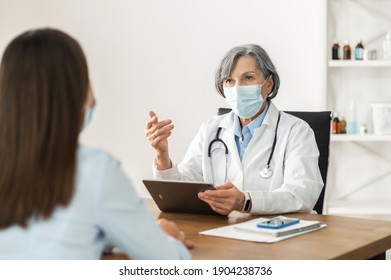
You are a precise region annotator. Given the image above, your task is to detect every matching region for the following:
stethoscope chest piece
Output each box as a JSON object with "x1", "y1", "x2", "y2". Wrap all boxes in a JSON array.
[{"x1": 260, "y1": 165, "x2": 273, "y2": 178}]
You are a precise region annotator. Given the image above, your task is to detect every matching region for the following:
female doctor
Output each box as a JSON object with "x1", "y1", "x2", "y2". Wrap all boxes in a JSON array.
[{"x1": 145, "y1": 44, "x2": 323, "y2": 216}]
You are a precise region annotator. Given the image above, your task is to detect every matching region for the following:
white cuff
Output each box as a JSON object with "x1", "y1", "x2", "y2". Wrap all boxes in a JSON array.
[{"x1": 153, "y1": 159, "x2": 180, "y2": 180}]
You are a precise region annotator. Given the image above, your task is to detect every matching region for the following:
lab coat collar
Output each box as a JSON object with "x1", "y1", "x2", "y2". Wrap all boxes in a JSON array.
[
  {"x1": 218, "y1": 110, "x2": 235, "y2": 130},
  {"x1": 216, "y1": 111, "x2": 241, "y2": 168},
  {"x1": 262, "y1": 102, "x2": 280, "y2": 132}
]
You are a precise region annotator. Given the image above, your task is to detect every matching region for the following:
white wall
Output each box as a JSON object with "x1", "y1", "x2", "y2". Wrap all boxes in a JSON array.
[{"x1": 0, "y1": 0, "x2": 327, "y2": 196}]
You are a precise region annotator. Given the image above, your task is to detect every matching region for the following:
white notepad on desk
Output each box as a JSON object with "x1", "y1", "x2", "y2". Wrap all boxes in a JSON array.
[
  {"x1": 200, "y1": 217, "x2": 327, "y2": 243},
  {"x1": 235, "y1": 217, "x2": 321, "y2": 237}
]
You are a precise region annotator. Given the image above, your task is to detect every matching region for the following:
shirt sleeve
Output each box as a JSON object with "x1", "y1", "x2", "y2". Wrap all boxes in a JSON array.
[
  {"x1": 249, "y1": 121, "x2": 323, "y2": 214},
  {"x1": 96, "y1": 157, "x2": 191, "y2": 260}
]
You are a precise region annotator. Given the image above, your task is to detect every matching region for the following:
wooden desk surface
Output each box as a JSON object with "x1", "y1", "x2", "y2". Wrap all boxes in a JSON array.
[{"x1": 105, "y1": 199, "x2": 391, "y2": 260}]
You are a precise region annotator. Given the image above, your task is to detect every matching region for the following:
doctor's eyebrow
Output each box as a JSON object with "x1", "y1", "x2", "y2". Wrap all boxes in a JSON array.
[
  {"x1": 240, "y1": 71, "x2": 256, "y2": 76},
  {"x1": 224, "y1": 71, "x2": 256, "y2": 80}
]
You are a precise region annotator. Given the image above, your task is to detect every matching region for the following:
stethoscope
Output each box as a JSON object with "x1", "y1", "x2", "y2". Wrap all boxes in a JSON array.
[{"x1": 208, "y1": 112, "x2": 281, "y2": 183}]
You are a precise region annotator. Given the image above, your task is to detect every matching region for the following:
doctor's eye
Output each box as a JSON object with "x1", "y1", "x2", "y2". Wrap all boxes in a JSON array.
[
  {"x1": 244, "y1": 75, "x2": 254, "y2": 81},
  {"x1": 224, "y1": 78, "x2": 235, "y2": 86}
]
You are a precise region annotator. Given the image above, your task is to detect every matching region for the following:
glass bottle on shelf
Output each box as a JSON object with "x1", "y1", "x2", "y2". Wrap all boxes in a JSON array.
[
  {"x1": 340, "y1": 116, "x2": 347, "y2": 134},
  {"x1": 355, "y1": 40, "x2": 364, "y2": 60},
  {"x1": 343, "y1": 40, "x2": 351, "y2": 60},
  {"x1": 332, "y1": 40, "x2": 340, "y2": 60},
  {"x1": 332, "y1": 112, "x2": 340, "y2": 134}
]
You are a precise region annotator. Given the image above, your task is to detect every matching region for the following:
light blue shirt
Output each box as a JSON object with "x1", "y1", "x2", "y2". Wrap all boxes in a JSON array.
[
  {"x1": 0, "y1": 145, "x2": 190, "y2": 260},
  {"x1": 234, "y1": 103, "x2": 269, "y2": 160}
]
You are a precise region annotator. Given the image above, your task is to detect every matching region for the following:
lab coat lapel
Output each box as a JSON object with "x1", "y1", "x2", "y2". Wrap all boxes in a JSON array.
[
  {"x1": 262, "y1": 102, "x2": 280, "y2": 131},
  {"x1": 219, "y1": 112, "x2": 242, "y2": 170}
]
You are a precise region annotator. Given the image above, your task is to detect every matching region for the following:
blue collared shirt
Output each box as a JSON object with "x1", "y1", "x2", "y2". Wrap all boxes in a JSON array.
[
  {"x1": 0, "y1": 145, "x2": 190, "y2": 260},
  {"x1": 234, "y1": 102, "x2": 269, "y2": 161}
]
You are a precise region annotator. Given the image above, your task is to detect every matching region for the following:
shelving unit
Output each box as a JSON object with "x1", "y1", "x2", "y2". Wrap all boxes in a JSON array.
[
  {"x1": 325, "y1": 0, "x2": 391, "y2": 226},
  {"x1": 327, "y1": 0, "x2": 391, "y2": 136},
  {"x1": 328, "y1": 59, "x2": 391, "y2": 67}
]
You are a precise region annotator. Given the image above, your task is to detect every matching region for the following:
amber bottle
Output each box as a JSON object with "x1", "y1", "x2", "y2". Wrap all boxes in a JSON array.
[
  {"x1": 332, "y1": 113, "x2": 340, "y2": 134},
  {"x1": 343, "y1": 40, "x2": 351, "y2": 60}
]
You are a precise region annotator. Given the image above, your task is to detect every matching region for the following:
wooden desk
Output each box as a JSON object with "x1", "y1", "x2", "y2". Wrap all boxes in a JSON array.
[{"x1": 104, "y1": 199, "x2": 391, "y2": 260}]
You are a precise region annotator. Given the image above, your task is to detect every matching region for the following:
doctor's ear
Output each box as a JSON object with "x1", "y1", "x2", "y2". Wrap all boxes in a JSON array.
[{"x1": 266, "y1": 75, "x2": 274, "y2": 95}]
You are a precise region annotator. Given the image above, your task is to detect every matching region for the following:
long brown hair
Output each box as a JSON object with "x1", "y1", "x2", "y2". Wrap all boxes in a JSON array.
[{"x1": 0, "y1": 28, "x2": 89, "y2": 228}]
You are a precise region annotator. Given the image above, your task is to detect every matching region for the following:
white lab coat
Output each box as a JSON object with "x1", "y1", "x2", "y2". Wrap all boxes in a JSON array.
[{"x1": 154, "y1": 103, "x2": 323, "y2": 215}]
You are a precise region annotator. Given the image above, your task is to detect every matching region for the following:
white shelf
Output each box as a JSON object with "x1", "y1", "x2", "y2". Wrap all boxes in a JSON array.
[
  {"x1": 328, "y1": 60, "x2": 391, "y2": 67},
  {"x1": 331, "y1": 134, "x2": 391, "y2": 142}
]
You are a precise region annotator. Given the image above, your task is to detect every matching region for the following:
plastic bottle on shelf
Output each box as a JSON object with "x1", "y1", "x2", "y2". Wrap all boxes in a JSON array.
[
  {"x1": 359, "y1": 124, "x2": 368, "y2": 135},
  {"x1": 355, "y1": 40, "x2": 364, "y2": 60},
  {"x1": 363, "y1": 49, "x2": 369, "y2": 60},
  {"x1": 332, "y1": 112, "x2": 340, "y2": 134},
  {"x1": 348, "y1": 101, "x2": 357, "y2": 134},
  {"x1": 332, "y1": 40, "x2": 340, "y2": 60},
  {"x1": 343, "y1": 40, "x2": 351, "y2": 60},
  {"x1": 383, "y1": 28, "x2": 391, "y2": 60}
]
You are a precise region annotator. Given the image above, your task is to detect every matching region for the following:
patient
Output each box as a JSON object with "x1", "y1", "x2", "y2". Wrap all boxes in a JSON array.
[{"x1": 0, "y1": 28, "x2": 191, "y2": 259}]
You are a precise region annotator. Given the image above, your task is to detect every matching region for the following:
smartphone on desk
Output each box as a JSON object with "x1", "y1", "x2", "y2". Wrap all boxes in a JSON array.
[{"x1": 256, "y1": 216, "x2": 300, "y2": 229}]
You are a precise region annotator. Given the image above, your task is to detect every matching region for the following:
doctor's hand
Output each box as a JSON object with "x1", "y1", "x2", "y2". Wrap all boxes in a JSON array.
[
  {"x1": 198, "y1": 182, "x2": 245, "y2": 215},
  {"x1": 157, "y1": 218, "x2": 194, "y2": 249},
  {"x1": 145, "y1": 111, "x2": 174, "y2": 170}
]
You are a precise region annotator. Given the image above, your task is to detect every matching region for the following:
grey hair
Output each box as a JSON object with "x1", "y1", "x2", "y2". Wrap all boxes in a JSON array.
[{"x1": 215, "y1": 44, "x2": 280, "y2": 99}]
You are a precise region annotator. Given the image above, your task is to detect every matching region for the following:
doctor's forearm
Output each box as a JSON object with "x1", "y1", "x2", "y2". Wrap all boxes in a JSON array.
[{"x1": 155, "y1": 152, "x2": 172, "y2": 170}]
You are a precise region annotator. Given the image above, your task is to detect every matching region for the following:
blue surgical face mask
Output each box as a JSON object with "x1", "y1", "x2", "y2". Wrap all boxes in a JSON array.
[
  {"x1": 83, "y1": 106, "x2": 95, "y2": 130},
  {"x1": 224, "y1": 78, "x2": 268, "y2": 118}
]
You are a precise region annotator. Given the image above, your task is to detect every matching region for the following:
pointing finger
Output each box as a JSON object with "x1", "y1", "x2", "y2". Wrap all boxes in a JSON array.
[{"x1": 149, "y1": 111, "x2": 157, "y2": 119}]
